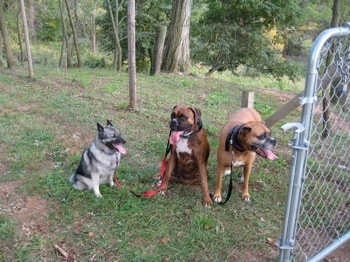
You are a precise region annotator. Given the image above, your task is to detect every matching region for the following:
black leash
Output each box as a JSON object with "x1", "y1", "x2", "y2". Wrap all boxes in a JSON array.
[
  {"x1": 164, "y1": 130, "x2": 172, "y2": 157},
  {"x1": 211, "y1": 162, "x2": 236, "y2": 205},
  {"x1": 212, "y1": 124, "x2": 246, "y2": 205}
]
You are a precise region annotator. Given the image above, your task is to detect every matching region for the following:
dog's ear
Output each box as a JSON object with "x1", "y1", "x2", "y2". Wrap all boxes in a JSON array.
[
  {"x1": 107, "y1": 119, "x2": 113, "y2": 126},
  {"x1": 240, "y1": 126, "x2": 252, "y2": 135},
  {"x1": 97, "y1": 123, "x2": 104, "y2": 132},
  {"x1": 192, "y1": 107, "x2": 202, "y2": 127}
]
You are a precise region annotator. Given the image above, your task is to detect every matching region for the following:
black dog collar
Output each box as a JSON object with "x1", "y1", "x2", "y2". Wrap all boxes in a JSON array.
[
  {"x1": 180, "y1": 121, "x2": 203, "y2": 139},
  {"x1": 225, "y1": 124, "x2": 246, "y2": 152}
]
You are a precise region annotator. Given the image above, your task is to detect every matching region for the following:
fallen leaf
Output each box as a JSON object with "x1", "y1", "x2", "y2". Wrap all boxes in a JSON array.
[
  {"x1": 183, "y1": 209, "x2": 190, "y2": 216},
  {"x1": 161, "y1": 237, "x2": 169, "y2": 244},
  {"x1": 73, "y1": 225, "x2": 82, "y2": 235},
  {"x1": 266, "y1": 237, "x2": 277, "y2": 246}
]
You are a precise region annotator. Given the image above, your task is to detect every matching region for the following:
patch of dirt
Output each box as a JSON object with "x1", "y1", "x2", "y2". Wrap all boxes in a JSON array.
[
  {"x1": 0, "y1": 181, "x2": 51, "y2": 237},
  {"x1": 55, "y1": 124, "x2": 93, "y2": 155},
  {"x1": 230, "y1": 246, "x2": 278, "y2": 261},
  {"x1": 256, "y1": 87, "x2": 300, "y2": 105}
]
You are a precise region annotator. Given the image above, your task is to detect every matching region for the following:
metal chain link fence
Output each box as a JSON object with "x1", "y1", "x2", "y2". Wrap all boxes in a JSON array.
[{"x1": 278, "y1": 24, "x2": 350, "y2": 261}]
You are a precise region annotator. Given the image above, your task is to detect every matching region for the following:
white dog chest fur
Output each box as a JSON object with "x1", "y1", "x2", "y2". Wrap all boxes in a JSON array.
[{"x1": 176, "y1": 138, "x2": 192, "y2": 156}]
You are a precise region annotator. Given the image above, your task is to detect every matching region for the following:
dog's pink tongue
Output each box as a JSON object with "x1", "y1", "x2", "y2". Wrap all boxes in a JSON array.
[
  {"x1": 115, "y1": 145, "x2": 126, "y2": 154},
  {"x1": 169, "y1": 131, "x2": 184, "y2": 145},
  {"x1": 266, "y1": 150, "x2": 278, "y2": 160}
]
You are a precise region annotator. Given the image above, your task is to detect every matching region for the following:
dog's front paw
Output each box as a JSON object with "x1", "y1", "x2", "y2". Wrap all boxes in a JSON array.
[
  {"x1": 203, "y1": 197, "x2": 213, "y2": 208},
  {"x1": 157, "y1": 185, "x2": 168, "y2": 195},
  {"x1": 152, "y1": 173, "x2": 164, "y2": 189},
  {"x1": 242, "y1": 193, "x2": 250, "y2": 202},
  {"x1": 158, "y1": 189, "x2": 167, "y2": 195},
  {"x1": 93, "y1": 189, "x2": 103, "y2": 198},
  {"x1": 212, "y1": 194, "x2": 222, "y2": 203}
]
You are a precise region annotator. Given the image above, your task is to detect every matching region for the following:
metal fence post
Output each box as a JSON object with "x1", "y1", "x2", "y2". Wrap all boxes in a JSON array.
[{"x1": 278, "y1": 24, "x2": 350, "y2": 262}]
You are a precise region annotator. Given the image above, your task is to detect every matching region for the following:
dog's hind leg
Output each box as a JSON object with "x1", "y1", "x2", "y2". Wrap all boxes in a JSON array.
[{"x1": 71, "y1": 174, "x2": 89, "y2": 190}]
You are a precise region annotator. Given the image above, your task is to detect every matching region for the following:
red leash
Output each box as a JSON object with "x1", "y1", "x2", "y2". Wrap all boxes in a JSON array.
[
  {"x1": 113, "y1": 177, "x2": 122, "y2": 188},
  {"x1": 131, "y1": 131, "x2": 172, "y2": 197}
]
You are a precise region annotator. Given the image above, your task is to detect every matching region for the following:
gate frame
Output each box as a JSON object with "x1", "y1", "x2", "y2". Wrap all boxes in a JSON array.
[{"x1": 277, "y1": 23, "x2": 350, "y2": 262}]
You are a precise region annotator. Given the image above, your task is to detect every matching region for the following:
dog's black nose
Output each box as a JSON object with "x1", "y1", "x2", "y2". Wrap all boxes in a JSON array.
[
  {"x1": 271, "y1": 138, "x2": 277, "y2": 147},
  {"x1": 170, "y1": 119, "x2": 178, "y2": 129},
  {"x1": 117, "y1": 137, "x2": 126, "y2": 144}
]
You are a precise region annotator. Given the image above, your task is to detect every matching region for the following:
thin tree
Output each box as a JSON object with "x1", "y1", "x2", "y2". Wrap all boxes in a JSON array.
[
  {"x1": 90, "y1": 0, "x2": 98, "y2": 53},
  {"x1": 0, "y1": 0, "x2": 17, "y2": 68},
  {"x1": 150, "y1": 25, "x2": 167, "y2": 75},
  {"x1": 64, "y1": 0, "x2": 82, "y2": 68},
  {"x1": 162, "y1": 0, "x2": 192, "y2": 74},
  {"x1": 59, "y1": 0, "x2": 72, "y2": 68},
  {"x1": 322, "y1": 0, "x2": 341, "y2": 138},
  {"x1": 16, "y1": 9, "x2": 24, "y2": 64},
  {"x1": 128, "y1": 0, "x2": 137, "y2": 109},
  {"x1": 19, "y1": 0, "x2": 33, "y2": 78},
  {"x1": 107, "y1": 0, "x2": 124, "y2": 71}
]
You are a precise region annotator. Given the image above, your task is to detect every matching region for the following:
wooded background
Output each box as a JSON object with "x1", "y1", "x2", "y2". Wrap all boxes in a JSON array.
[{"x1": 0, "y1": 0, "x2": 348, "y2": 79}]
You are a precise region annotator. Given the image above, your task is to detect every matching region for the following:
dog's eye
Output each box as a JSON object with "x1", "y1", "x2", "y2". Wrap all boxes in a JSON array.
[
  {"x1": 180, "y1": 115, "x2": 187, "y2": 121},
  {"x1": 258, "y1": 133, "x2": 267, "y2": 140}
]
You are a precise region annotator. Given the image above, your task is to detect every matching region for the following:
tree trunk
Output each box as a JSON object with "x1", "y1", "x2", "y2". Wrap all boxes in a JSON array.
[
  {"x1": 28, "y1": 0, "x2": 35, "y2": 39},
  {"x1": 107, "y1": 0, "x2": 123, "y2": 71},
  {"x1": 59, "y1": 0, "x2": 72, "y2": 68},
  {"x1": 322, "y1": 0, "x2": 340, "y2": 138},
  {"x1": 128, "y1": 0, "x2": 137, "y2": 109},
  {"x1": 90, "y1": 0, "x2": 98, "y2": 53},
  {"x1": 162, "y1": 0, "x2": 192, "y2": 74},
  {"x1": 0, "y1": 0, "x2": 17, "y2": 68},
  {"x1": 20, "y1": 0, "x2": 33, "y2": 78},
  {"x1": 150, "y1": 26, "x2": 167, "y2": 75},
  {"x1": 64, "y1": 0, "x2": 82, "y2": 68},
  {"x1": 17, "y1": 10, "x2": 24, "y2": 64},
  {"x1": 0, "y1": 34, "x2": 3, "y2": 67}
]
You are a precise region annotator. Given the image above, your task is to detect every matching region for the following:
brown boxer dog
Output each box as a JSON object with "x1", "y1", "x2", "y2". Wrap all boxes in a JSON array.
[
  {"x1": 158, "y1": 105, "x2": 212, "y2": 207},
  {"x1": 212, "y1": 108, "x2": 277, "y2": 203}
]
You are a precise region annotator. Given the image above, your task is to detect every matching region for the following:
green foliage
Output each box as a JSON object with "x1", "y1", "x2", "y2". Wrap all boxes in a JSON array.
[
  {"x1": 295, "y1": 1, "x2": 332, "y2": 28},
  {"x1": 191, "y1": 0, "x2": 303, "y2": 81},
  {"x1": 29, "y1": 43, "x2": 61, "y2": 66},
  {"x1": 83, "y1": 52, "x2": 107, "y2": 68},
  {"x1": 98, "y1": 0, "x2": 171, "y2": 67},
  {"x1": 37, "y1": 17, "x2": 62, "y2": 42},
  {"x1": 0, "y1": 218, "x2": 15, "y2": 241}
]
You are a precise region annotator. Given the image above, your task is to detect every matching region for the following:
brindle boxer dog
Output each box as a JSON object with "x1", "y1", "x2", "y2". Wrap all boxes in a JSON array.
[
  {"x1": 158, "y1": 105, "x2": 212, "y2": 207},
  {"x1": 212, "y1": 108, "x2": 277, "y2": 203}
]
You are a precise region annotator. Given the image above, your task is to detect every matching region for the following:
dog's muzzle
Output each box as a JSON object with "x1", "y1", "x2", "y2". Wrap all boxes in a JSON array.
[{"x1": 170, "y1": 118, "x2": 179, "y2": 130}]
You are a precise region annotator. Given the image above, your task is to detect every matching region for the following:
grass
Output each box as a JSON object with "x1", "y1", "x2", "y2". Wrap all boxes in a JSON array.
[{"x1": 0, "y1": 66, "x2": 302, "y2": 261}]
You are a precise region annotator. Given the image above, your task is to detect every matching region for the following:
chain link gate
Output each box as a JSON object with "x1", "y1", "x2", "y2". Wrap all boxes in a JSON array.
[{"x1": 278, "y1": 23, "x2": 350, "y2": 261}]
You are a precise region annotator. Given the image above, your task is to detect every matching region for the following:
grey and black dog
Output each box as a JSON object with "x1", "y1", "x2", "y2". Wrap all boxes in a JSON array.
[{"x1": 70, "y1": 120, "x2": 126, "y2": 197}]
